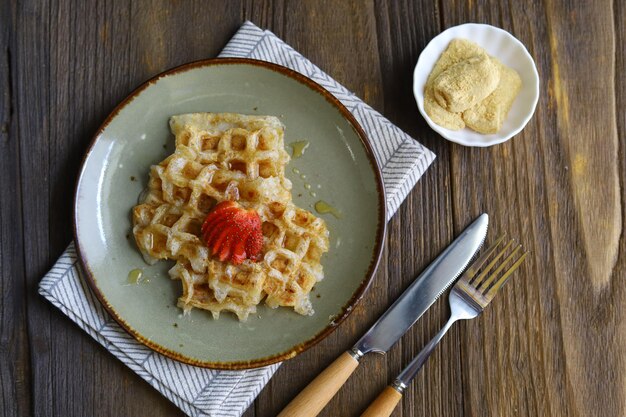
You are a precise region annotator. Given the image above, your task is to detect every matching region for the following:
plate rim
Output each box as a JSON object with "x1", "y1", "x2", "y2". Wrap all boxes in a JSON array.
[{"x1": 73, "y1": 57, "x2": 387, "y2": 369}]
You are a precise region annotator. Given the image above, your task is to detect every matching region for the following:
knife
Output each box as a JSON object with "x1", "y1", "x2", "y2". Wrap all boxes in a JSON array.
[{"x1": 277, "y1": 213, "x2": 489, "y2": 417}]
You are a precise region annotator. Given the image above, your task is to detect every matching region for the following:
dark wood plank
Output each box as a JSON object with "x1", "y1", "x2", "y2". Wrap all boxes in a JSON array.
[
  {"x1": 13, "y1": 1, "x2": 56, "y2": 416},
  {"x1": 0, "y1": 1, "x2": 31, "y2": 416},
  {"x1": 127, "y1": 0, "x2": 240, "y2": 84}
]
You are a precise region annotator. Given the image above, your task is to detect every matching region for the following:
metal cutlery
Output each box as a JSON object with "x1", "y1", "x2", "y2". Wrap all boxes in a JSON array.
[
  {"x1": 361, "y1": 235, "x2": 528, "y2": 417},
  {"x1": 277, "y1": 214, "x2": 489, "y2": 417}
]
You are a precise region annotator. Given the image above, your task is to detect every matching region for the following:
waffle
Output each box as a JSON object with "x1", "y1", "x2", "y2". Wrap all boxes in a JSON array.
[
  {"x1": 255, "y1": 201, "x2": 328, "y2": 315},
  {"x1": 169, "y1": 261, "x2": 262, "y2": 321},
  {"x1": 132, "y1": 113, "x2": 329, "y2": 321}
]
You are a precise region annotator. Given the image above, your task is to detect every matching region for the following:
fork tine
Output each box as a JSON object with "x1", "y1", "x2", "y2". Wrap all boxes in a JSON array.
[
  {"x1": 478, "y1": 244, "x2": 522, "y2": 292},
  {"x1": 464, "y1": 235, "x2": 506, "y2": 282},
  {"x1": 485, "y1": 251, "x2": 528, "y2": 300},
  {"x1": 471, "y1": 239, "x2": 514, "y2": 286}
]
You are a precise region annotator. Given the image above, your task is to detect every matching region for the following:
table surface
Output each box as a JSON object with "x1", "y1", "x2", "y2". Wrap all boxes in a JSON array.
[{"x1": 2, "y1": 1, "x2": 624, "y2": 416}]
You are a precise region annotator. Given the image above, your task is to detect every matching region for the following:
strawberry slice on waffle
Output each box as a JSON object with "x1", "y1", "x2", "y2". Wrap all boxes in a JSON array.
[{"x1": 201, "y1": 201, "x2": 263, "y2": 265}]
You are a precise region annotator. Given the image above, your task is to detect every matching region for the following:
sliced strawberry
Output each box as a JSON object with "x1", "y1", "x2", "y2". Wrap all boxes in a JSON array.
[
  {"x1": 202, "y1": 203, "x2": 239, "y2": 238},
  {"x1": 217, "y1": 235, "x2": 233, "y2": 262},
  {"x1": 230, "y1": 229, "x2": 251, "y2": 265},
  {"x1": 210, "y1": 226, "x2": 232, "y2": 256},
  {"x1": 201, "y1": 201, "x2": 264, "y2": 265},
  {"x1": 202, "y1": 210, "x2": 237, "y2": 243},
  {"x1": 246, "y1": 230, "x2": 263, "y2": 261},
  {"x1": 202, "y1": 201, "x2": 236, "y2": 222},
  {"x1": 201, "y1": 203, "x2": 238, "y2": 234}
]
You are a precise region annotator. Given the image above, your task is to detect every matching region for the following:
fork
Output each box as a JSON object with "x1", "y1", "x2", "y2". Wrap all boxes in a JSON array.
[{"x1": 361, "y1": 235, "x2": 527, "y2": 417}]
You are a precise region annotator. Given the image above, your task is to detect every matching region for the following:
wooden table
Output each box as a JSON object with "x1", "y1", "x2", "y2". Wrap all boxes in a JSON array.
[{"x1": 2, "y1": 1, "x2": 624, "y2": 416}]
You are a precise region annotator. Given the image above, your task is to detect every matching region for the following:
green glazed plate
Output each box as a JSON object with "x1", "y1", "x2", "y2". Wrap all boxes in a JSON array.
[{"x1": 74, "y1": 58, "x2": 386, "y2": 369}]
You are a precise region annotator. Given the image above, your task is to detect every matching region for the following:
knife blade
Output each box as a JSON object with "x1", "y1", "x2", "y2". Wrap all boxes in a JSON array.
[
  {"x1": 351, "y1": 213, "x2": 489, "y2": 358},
  {"x1": 277, "y1": 213, "x2": 488, "y2": 417}
]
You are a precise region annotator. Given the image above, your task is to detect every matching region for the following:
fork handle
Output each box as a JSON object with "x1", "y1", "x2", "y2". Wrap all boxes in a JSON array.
[
  {"x1": 360, "y1": 317, "x2": 457, "y2": 417},
  {"x1": 277, "y1": 351, "x2": 360, "y2": 417},
  {"x1": 360, "y1": 386, "x2": 403, "y2": 417}
]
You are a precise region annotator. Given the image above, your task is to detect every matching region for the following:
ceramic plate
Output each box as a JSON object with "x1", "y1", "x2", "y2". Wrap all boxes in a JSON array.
[
  {"x1": 413, "y1": 23, "x2": 539, "y2": 147},
  {"x1": 74, "y1": 58, "x2": 386, "y2": 369}
]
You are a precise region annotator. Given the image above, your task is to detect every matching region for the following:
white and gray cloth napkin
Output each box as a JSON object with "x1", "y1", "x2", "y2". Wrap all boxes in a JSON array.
[{"x1": 39, "y1": 21, "x2": 435, "y2": 417}]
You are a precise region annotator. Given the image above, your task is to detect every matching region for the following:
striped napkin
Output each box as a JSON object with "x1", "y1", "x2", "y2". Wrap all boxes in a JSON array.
[{"x1": 39, "y1": 21, "x2": 435, "y2": 417}]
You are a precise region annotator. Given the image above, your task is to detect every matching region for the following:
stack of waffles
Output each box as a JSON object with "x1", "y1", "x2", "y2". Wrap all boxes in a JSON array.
[{"x1": 132, "y1": 113, "x2": 329, "y2": 321}]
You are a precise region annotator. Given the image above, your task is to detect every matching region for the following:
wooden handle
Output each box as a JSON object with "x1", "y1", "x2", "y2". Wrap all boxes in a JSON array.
[
  {"x1": 360, "y1": 386, "x2": 403, "y2": 417},
  {"x1": 277, "y1": 351, "x2": 359, "y2": 417}
]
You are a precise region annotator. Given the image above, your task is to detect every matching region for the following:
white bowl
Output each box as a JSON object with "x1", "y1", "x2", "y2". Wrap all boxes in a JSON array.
[{"x1": 413, "y1": 23, "x2": 539, "y2": 147}]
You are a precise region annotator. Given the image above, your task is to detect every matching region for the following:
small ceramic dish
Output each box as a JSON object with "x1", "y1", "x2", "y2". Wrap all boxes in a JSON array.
[
  {"x1": 413, "y1": 23, "x2": 539, "y2": 147},
  {"x1": 74, "y1": 58, "x2": 386, "y2": 369}
]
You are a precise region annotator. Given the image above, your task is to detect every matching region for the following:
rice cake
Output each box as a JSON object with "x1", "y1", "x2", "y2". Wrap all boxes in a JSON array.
[{"x1": 462, "y1": 61, "x2": 522, "y2": 134}]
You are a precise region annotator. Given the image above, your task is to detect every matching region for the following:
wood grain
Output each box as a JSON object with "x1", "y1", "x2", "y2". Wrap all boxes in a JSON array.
[
  {"x1": 1, "y1": 1, "x2": 624, "y2": 416},
  {"x1": 0, "y1": 1, "x2": 31, "y2": 416}
]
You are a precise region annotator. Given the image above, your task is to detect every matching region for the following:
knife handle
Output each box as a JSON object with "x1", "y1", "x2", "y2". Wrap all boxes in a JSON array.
[
  {"x1": 360, "y1": 386, "x2": 403, "y2": 417},
  {"x1": 277, "y1": 351, "x2": 359, "y2": 417}
]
